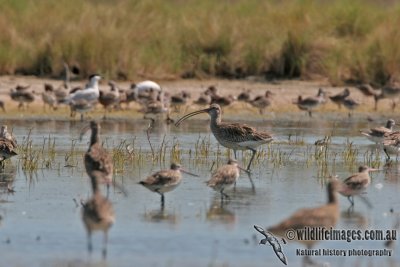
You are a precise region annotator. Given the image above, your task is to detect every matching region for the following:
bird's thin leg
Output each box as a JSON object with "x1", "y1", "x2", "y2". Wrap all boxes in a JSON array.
[
  {"x1": 106, "y1": 184, "x2": 110, "y2": 199},
  {"x1": 156, "y1": 192, "x2": 165, "y2": 207},
  {"x1": 308, "y1": 110, "x2": 312, "y2": 117},
  {"x1": 234, "y1": 150, "x2": 237, "y2": 159},
  {"x1": 246, "y1": 148, "x2": 257, "y2": 171},
  {"x1": 87, "y1": 230, "x2": 93, "y2": 255},
  {"x1": 347, "y1": 196, "x2": 354, "y2": 206},
  {"x1": 102, "y1": 231, "x2": 108, "y2": 259},
  {"x1": 384, "y1": 148, "x2": 391, "y2": 161}
]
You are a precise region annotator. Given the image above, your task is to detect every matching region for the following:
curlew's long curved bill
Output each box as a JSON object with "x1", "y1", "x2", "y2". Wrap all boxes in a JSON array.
[
  {"x1": 174, "y1": 108, "x2": 211, "y2": 127},
  {"x1": 181, "y1": 169, "x2": 200, "y2": 177}
]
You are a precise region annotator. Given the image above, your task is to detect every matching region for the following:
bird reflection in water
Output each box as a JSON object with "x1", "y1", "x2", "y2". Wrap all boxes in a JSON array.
[
  {"x1": 143, "y1": 205, "x2": 179, "y2": 226},
  {"x1": 206, "y1": 198, "x2": 236, "y2": 227}
]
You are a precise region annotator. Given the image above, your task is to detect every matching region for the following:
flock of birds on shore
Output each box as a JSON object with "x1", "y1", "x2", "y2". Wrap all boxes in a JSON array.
[
  {"x1": 1, "y1": 74, "x2": 399, "y2": 263},
  {"x1": 4, "y1": 72, "x2": 400, "y2": 122}
]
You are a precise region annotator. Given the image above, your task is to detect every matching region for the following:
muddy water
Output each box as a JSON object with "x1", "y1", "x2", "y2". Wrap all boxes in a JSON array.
[{"x1": 0, "y1": 118, "x2": 399, "y2": 267}]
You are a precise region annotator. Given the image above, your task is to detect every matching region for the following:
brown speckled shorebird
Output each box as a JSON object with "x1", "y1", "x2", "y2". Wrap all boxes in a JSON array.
[
  {"x1": 139, "y1": 163, "x2": 198, "y2": 207},
  {"x1": 293, "y1": 88, "x2": 326, "y2": 117},
  {"x1": 82, "y1": 162, "x2": 115, "y2": 259},
  {"x1": 206, "y1": 159, "x2": 245, "y2": 201},
  {"x1": 0, "y1": 125, "x2": 17, "y2": 147},
  {"x1": 342, "y1": 96, "x2": 360, "y2": 117},
  {"x1": 329, "y1": 88, "x2": 350, "y2": 109},
  {"x1": 99, "y1": 81, "x2": 120, "y2": 119},
  {"x1": 175, "y1": 104, "x2": 273, "y2": 171},
  {"x1": 250, "y1": 90, "x2": 273, "y2": 114},
  {"x1": 360, "y1": 119, "x2": 395, "y2": 144},
  {"x1": 0, "y1": 130, "x2": 17, "y2": 168},
  {"x1": 338, "y1": 166, "x2": 378, "y2": 207},
  {"x1": 267, "y1": 180, "x2": 340, "y2": 249},
  {"x1": 382, "y1": 131, "x2": 400, "y2": 160},
  {"x1": 10, "y1": 85, "x2": 35, "y2": 110},
  {"x1": 81, "y1": 121, "x2": 114, "y2": 197}
]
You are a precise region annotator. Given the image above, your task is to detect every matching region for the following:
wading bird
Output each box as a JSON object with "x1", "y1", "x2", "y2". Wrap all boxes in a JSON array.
[
  {"x1": 175, "y1": 104, "x2": 273, "y2": 171},
  {"x1": 360, "y1": 119, "x2": 395, "y2": 144},
  {"x1": 81, "y1": 121, "x2": 122, "y2": 197},
  {"x1": 139, "y1": 163, "x2": 198, "y2": 207},
  {"x1": 206, "y1": 159, "x2": 245, "y2": 201},
  {"x1": 338, "y1": 166, "x2": 378, "y2": 207}
]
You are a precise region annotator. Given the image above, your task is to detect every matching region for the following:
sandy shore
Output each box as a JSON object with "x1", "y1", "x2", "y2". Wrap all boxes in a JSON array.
[{"x1": 0, "y1": 75, "x2": 390, "y2": 120}]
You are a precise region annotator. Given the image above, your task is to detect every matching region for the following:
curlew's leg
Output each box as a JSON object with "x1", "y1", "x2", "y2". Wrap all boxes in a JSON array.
[
  {"x1": 220, "y1": 188, "x2": 229, "y2": 201},
  {"x1": 384, "y1": 148, "x2": 391, "y2": 161},
  {"x1": 246, "y1": 148, "x2": 257, "y2": 171},
  {"x1": 308, "y1": 110, "x2": 312, "y2": 117},
  {"x1": 234, "y1": 150, "x2": 237, "y2": 159},
  {"x1": 102, "y1": 230, "x2": 108, "y2": 259},
  {"x1": 87, "y1": 230, "x2": 93, "y2": 254},
  {"x1": 347, "y1": 196, "x2": 354, "y2": 206}
]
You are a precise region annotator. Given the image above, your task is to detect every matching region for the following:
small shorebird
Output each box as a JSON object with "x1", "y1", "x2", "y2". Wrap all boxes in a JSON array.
[
  {"x1": 81, "y1": 121, "x2": 114, "y2": 197},
  {"x1": 42, "y1": 83, "x2": 58, "y2": 111},
  {"x1": 329, "y1": 88, "x2": 350, "y2": 109},
  {"x1": 10, "y1": 85, "x2": 35, "y2": 110},
  {"x1": 338, "y1": 166, "x2": 378, "y2": 207},
  {"x1": 267, "y1": 180, "x2": 341, "y2": 249},
  {"x1": 99, "y1": 81, "x2": 120, "y2": 119},
  {"x1": 382, "y1": 131, "x2": 400, "y2": 160},
  {"x1": 170, "y1": 91, "x2": 191, "y2": 112},
  {"x1": 0, "y1": 125, "x2": 17, "y2": 147},
  {"x1": 175, "y1": 104, "x2": 273, "y2": 171},
  {"x1": 237, "y1": 89, "x2": 251, "y2": 102},
  {"x1": 194, "y1": 92, "x2": 212, "y2": 106},
  {"x1": 139, "y1": 163, "x2": 198, "y2": 207},
  {"x1": 82, "y1": 164, "x2": 115, "y2": 259},
  {"x1": 342, "y1": 96, "x2": 360, "y2": 117},
  {"x1": 374, "y1": 85, "x2": 400, "y2": 111},
  {"x1": 355, "y1": 84, "x2": 378, "y2": 97},
  {"x1": 250, "y1": 90, "x2": 273, "y2": 114},
  {"x1": 293, "y1": 88, "x2": 326, "y2": 117},
  {"x1": 0, "y1": 126, "x2": 18, "y2": 168},
  {"x1": 360, "y1": 119, "x2": 395, "y2": 144},
  {"x1": 206, "y1": 159, "x2": 245, "y2": 201}
]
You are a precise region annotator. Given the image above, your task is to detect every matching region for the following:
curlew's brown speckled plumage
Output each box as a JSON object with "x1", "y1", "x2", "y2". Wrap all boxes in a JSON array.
[
  {"x1": 175, "y1": 104, "x2": 273, "y2": 171},
  {"x1": 82, "y1": 121, "x2": 113, "y2": 197}
]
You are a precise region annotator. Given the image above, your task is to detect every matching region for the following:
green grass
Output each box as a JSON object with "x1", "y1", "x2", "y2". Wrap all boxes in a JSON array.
[{"x1": 0, "y1": 0, "x2": 399, "y2": 85}]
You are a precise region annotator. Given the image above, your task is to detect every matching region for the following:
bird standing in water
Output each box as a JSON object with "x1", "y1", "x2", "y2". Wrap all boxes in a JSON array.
[{"x1": 175, "y1": 104, "x2": 273, "y2": 171}]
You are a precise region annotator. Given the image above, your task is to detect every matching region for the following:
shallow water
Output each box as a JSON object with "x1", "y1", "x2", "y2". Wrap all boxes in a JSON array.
[{"x1": 0, "y1": 117, "x2": 399, "y2": 267}]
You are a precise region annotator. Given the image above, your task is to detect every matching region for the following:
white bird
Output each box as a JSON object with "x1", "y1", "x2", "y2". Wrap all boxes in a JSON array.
[
  {"x1": 132, "y1": 80, "x2": 161, "y2": 96},
  {"x1": 63, "y1": 74, "x2": 101, "y2": 104}
]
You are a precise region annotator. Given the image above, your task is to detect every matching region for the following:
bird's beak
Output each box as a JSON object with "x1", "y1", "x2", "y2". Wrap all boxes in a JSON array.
[
  {"x1": 181, "y1": 169, "x2": 200, "y2": 177},
  {"x1": 175, "y1": 107, "x2": 211, "y2": 127},
  {"x1": 238, "y1": 165, "x2": 250, "y2": 175},
  {"x1": 79, "y1": 125, "x2": 91, "y2": 141}
]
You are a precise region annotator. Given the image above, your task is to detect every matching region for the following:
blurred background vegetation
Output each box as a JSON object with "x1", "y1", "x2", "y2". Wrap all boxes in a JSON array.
[{"x1": 0, "y1": 0, "x2": 399, "y2": 85}]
